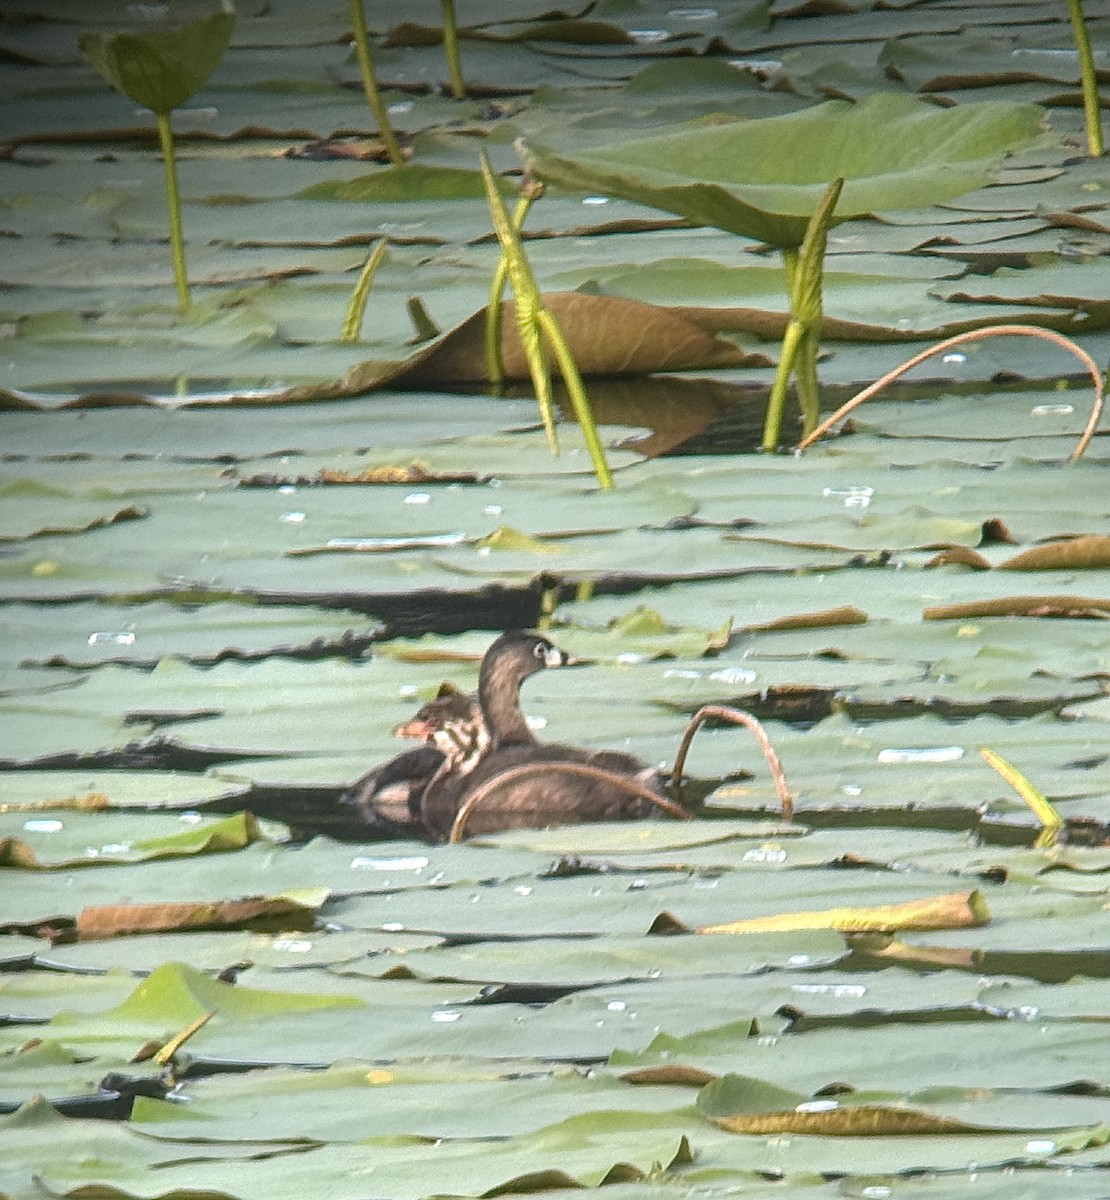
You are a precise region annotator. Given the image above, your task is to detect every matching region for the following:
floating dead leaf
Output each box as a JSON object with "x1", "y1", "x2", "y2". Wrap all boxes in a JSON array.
[
  {"x1": 74, "y1": 892, "x2": 323, "y2": 940},
  {"x1": 924, "y1": 546, "x2": 992, "y2": 570},
  {"x1": 843, "y1": 932, "x2": 981, "y2": 972},
  {"x1": 998, "y1": 536, "x2": 1110, "y2": 571},
  {"x1": 690, "y1": 890, "x2": 989, "y2": 935},
  {"x1": 710, "y1": 1105, "x2": 1010, "y2": 1137},
  {"x1": 398, "y1": 293, "x2": 749, "y2": 385},
  {"x1": 315, "y1": 462, "x2": 463, "y2": 484},
  {"x1": 740, "y1": 605, "x2": 868, "y2": 633},
  {"x1": 0, "y1": 791, "x2": 111, "y2": 814},
  {"x1": 621, "y1": 1065, "x2": 719, "y2": 1087},
  {"x1": 924, "y1": 596, "x2": 1110, "y2": 620}
]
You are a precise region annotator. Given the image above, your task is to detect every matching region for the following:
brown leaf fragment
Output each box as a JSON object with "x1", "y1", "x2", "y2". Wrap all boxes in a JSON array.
[
  {"x1": 648, "y1": 910, "x2": 692, "y2": 935},
  {"x1": 924, "y1": 595, "x2": 1110, "y2": 620},
  {"x1": 999, "y1": 536, "x2": 1110, "y2": 571},
  {"x1": 711, "y1": 1105, "x2": 1008, "y2": 1137},
  {"x1": 980, "y1": 517, "x2": 1016, "y2": 545},
  {"x1": 1046, "y1": 210, "x2": 1110, "y2": 235},
  {"x1": 741, "y1": 605, "x2": 868, "y2": 633},
  {"x1": 0, "y1": 791, "x2": 110, "y2": 814},
  {"x1": 924, "y1": 546, "x2": 992, "y2": 570},
  {"x1": 695, "y1": 890, "x2": 989, "y2": 935},
  {"x1": 381, "y1": 21, "x2": 445, "y2": 47},
  {"x1": 75, "y1": 895, "x2": 319, "y2": 940},
  {"x1": 622, "y1": 1065, "x2": 720, "y2": 1087},
  {"x1": 399, "y1": 293, "x2": 749, "y2": 385},
  {"x1": 285, "y1": 138, "x2": 400, "y2": 162},
  {"x1": 0, "y1": 837, "x2": 43, "y2": 868},
  {"x1": 316, "y1": 462, "x2": 449, "y2": 484}
]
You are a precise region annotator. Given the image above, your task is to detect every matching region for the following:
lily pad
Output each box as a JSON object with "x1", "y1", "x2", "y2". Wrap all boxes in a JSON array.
[{"x1": 525, "y1": 93, "x2": 1045, "y2": 247}]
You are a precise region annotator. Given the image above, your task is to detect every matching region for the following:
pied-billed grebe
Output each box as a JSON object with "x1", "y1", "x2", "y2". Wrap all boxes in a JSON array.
[
  {"x1": 417, "y1": 630, "x2": 674, "y2": 840},
  {"x1": 395, "y1": 682, "x2": 490, "y2": 780},
  {"x1": 475, "y1": 629, "x2": 569, "y2": 746},
  {"x1": 341, "y1": 743, "x2": 440, "y2": 839},
  {"x1": 344, "y1": 633, "x2": 560, "y2": 838},
  {"x1": 342, "y1": 684, "x2": 488, "y2": 837}
]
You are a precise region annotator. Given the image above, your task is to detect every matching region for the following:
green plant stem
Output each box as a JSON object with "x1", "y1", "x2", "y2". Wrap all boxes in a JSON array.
[
  {"x1": 795, "y1": 323, "x2": 821, "y2": 435},
  {"x1": 762, "y1": 309, "x2": 804, "y2": 453},
  {"x1": 405, "y1": 295, "x2": 440, "y2": 342},
  {"x1": 1067, "y1": 0, "x2": 1104, "y2": 157},
  {"x1": 340, "y1": 239, "x2": 388, "y2": 341},
  {"x1": 761, "y1": 178, "x2": 842, "y2": 451},
  {"x1": 479, "y1": 150, "x2": 612, "y2": 488},
  {"x1": 348, "y1": 0, "x2": 404, "y2": 167},
  {"x1": 537, "y1": 308, "x2": 613, "y2": 490},
  {"x1": 485, "y1": 192, "x2": 536, "y2": 388},
  {"x1": 441, "y1": 0, "x2": 466, "y2": 99},
  {"x1": 155, "y1": 110, "x2": 190, "y2": 313}
]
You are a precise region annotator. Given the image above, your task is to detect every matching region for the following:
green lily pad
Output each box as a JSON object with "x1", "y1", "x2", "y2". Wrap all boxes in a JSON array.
[{"x1": 525, "y1": 93, "x2": 1045, "y2": 246}]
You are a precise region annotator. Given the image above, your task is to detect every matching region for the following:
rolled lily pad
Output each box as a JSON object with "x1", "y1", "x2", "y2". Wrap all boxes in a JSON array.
[{"x1": 524, "y1": 93, "x2": 1045, "y2": 247}]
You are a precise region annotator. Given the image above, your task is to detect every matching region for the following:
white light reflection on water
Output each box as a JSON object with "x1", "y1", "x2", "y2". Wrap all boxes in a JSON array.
[{"x1": 877, "y1": 746, "x2": 964, "y2": 764}]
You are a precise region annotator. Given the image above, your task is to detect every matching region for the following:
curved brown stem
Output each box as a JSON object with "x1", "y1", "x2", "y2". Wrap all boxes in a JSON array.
[
  {"x1": 449, "y1": 762, "x2": 689, "y2": 843},
  {"x1": 794, "y1": 325, "x2": 1104, "y2": 462},
  {"x1": 670, "y1": 704, "x2": 793, "y2": 822}
]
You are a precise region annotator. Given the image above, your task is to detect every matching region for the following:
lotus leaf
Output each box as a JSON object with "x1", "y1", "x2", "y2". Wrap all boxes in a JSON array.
[{"x1": 524, "y1": 93, "x2": 1045, "y2": 247}]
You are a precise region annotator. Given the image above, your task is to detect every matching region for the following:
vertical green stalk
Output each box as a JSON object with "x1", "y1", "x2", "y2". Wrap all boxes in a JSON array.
[
  {"x1": 479, "y1": 150, "x2": 613, "y2": 489},
  {"x1": 441, "y1": 0, "x2": 466, "y2": 99},
  {"x1": 762, "y1": 308, "x2": 804, "y2": 453},
  {"x1": 155, "y1": 110, "x2": 190, "y2": 313},
  {"x1": 340, "y1": 239, "x2": 388, "y2": 341},
  {"x1": 760, "y1": 178, "x2": 843, "y2": 452},
  {"x1": 486, "y1": 190, "x2": 539, "y2": 387},
  {"x1": 348, "y1": 0, "x2": 405, "y2": 166},
  {"x1": 1067, "y1": 0, "x2": 1104, "y2": 157},
  {"x1": 538, "y1": 309, "x2": 613, "y2": 490}
]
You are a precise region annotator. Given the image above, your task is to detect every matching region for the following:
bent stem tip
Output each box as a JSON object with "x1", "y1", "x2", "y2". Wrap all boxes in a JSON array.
[{"x1": 670, "y1": 704, "x2": 794, "y2": 822}]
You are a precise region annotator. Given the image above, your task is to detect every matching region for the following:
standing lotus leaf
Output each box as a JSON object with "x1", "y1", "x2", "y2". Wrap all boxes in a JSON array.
[
  {"x1": 79, "y1": 7, "x2": 235, "y2": 313},
  {"x1": 79, "y1": 10, "x2": 235, "y2": 116},
  {"x1": 523, "y1": 93, "x2": 1043, "y2": 448},
  {"x1": 523, "y1": 94, "x2": 1044, "y2": 249}
]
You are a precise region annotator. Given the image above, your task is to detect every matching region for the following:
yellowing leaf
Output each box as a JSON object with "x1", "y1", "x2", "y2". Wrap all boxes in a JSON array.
[
  {"x1": 475, "y1": 525, "x2": 562, "y2": 553},
  {"x1": 695, "y1": 890, "x2": 989, "y2": 935},
  {"x1": 979, "y1": 746, "x2": 1065, "y2": 847}
]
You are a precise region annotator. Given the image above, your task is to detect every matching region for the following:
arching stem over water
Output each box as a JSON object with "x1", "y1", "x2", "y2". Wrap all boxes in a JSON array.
[{"x1": 670, "y1": 704, "x2": 794, "y2": 822}]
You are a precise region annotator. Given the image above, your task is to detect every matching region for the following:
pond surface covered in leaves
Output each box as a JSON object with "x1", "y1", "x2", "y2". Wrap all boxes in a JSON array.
[{"x1": 2, "y1": 1, "x2": 1110, "y2": 1197}]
